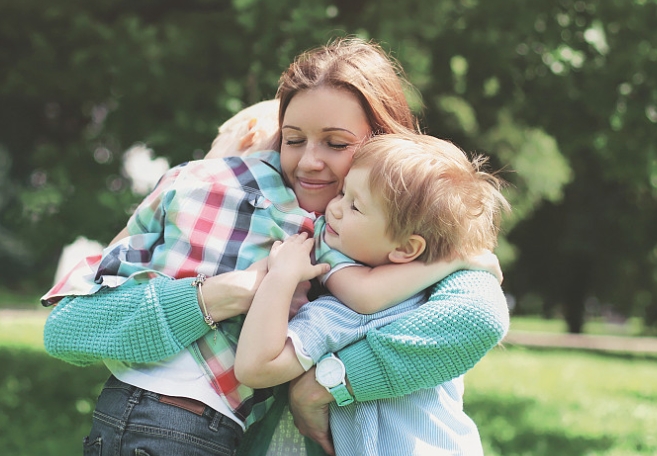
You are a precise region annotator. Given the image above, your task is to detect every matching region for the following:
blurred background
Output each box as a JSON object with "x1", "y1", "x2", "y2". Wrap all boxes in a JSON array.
[
  {"x1": 2, "y1": 0, "x2": 657, "y2": 335},
  {"x1": 1, "y1": 1, "x2": 657, "y2": 454}
]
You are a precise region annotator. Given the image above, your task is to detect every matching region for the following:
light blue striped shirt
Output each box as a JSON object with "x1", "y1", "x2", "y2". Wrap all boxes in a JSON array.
[{"x1": 288, "y1": 292, "x2": 484, "y2": 456}]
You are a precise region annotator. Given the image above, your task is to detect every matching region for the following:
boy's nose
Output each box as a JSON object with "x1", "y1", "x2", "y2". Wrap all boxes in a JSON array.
[{"x1": 327, "y1": 199, "x2": 342, "y2": 220}]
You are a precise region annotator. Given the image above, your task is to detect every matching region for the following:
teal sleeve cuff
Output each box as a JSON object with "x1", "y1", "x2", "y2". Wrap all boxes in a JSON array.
[
  {"x1": 338, "y1": 340, "x2": 395, "y2": 402},
  {"x1": 157, "y1": 277, "x2": 211, "y2": 347}
]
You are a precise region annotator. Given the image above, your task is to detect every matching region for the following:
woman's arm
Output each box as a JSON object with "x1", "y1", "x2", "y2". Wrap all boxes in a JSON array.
[
  {"x1": 289, "y1": 270, "x2": 508, "y2": 446},
  {"x1": 44, "y1": 276, "x2": 202, "y2": 366},
  {"x1": 339, "y1": 270, "x2": 509, "y2": 400},
  {"x1": 44, "y1": 261, "x2": 267, "y2": 366}
]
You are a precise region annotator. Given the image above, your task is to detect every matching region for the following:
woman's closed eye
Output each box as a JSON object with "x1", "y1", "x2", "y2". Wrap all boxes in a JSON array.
[
  {"x1": 284, "y1": 138, "x2": 305, "y2": 146},
  {"x1": 328, "y1": 141, "x2": 349, "y2": 150}
]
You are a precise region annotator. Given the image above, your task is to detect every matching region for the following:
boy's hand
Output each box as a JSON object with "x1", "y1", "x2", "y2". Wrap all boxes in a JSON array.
[
  {"x1": 463, "y1": 249, "x2": 503, "y2": 283},
  {"x1": 268, "y1": 233, "x2": 330, "y2": 282}
]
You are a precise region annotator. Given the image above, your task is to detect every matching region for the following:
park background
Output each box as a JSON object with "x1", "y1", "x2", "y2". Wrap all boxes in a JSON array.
[{"x1": 1, "y1": 0, "x2": 656, "y2": 455}]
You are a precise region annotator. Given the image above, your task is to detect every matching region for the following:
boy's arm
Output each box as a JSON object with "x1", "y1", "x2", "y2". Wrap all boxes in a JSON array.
[
  {"x1": 326, "y1": 250, "x2": 502, "y2": 314},
  {"x1": 234, "y1": 234, "x2": 329, "y2": 388}
]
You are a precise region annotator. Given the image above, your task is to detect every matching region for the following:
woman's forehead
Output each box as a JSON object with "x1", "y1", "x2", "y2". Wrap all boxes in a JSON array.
[{"x1": 282, "y1": 87, "x2": 370, "y2": 134}]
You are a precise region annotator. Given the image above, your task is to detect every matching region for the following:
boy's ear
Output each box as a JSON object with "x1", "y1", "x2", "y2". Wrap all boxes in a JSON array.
[
  {"x1": 388, "y1": 235, "x2": 426, "y2": 264},
  {"x1": 238, "y1": 130, "x2": 258, "y2": 151},
  {"x1": 237, "y1": 118, "x2": 260, "y2": 151}
]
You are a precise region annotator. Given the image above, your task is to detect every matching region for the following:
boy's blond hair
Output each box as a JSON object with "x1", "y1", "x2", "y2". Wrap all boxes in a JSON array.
[
  {"x1": 352, "y1": 134, "x2": 510, "y2": 263},
  {"x1": 205, "y1": 99, "x2": 280, "y2": 159}
]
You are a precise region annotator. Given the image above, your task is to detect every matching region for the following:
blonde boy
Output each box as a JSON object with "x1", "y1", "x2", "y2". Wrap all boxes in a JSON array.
[{"x1": 235, "y1": 133, "x2": 510, "y2": 456}]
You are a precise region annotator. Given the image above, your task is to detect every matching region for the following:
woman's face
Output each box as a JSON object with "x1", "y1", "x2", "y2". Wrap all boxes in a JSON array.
[{"x1": 280, "y1": 87, "x2": 371, "y2": 214}]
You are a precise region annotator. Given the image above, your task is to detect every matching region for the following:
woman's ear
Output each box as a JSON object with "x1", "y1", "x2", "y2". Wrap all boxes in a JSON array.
[{"x1": 388, "y1": 235, "x2": 426, "y2": 264}]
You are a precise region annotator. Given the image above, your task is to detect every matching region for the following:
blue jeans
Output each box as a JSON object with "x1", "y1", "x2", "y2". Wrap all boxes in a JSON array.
[{"x1": 83, "y1": 376, "x2": 243, "y2": 456}]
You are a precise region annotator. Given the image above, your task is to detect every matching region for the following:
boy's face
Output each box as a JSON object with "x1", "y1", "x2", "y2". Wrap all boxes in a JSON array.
[{"x1": 324, "y1": 166, "x2": 399, "y2": 267}]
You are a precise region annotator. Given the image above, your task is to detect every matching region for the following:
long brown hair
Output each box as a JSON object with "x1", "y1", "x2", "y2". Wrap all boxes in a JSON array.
[{"x1": 276, "y1": 37, "x2": 420, "y2": 147}]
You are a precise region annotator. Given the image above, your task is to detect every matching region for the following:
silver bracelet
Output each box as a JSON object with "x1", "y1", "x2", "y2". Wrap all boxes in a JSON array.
[{"x1": 192, "y1": 273, "x2": 217, "y2": 330}]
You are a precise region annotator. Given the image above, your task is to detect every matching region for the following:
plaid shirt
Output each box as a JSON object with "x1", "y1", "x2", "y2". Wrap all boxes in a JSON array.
[{"x1": 42, "y1": 151, "x2": 315, "y2": 427}]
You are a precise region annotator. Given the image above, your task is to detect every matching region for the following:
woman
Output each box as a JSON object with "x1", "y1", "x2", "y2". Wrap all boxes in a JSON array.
[{"x1": 43, "y1": 38, "x2": 508, "y2": 456}]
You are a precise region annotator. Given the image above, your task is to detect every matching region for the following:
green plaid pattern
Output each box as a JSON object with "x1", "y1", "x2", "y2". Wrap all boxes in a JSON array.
[{"x1": 43, "y1": 151, "x2": 315, "y2": 427}]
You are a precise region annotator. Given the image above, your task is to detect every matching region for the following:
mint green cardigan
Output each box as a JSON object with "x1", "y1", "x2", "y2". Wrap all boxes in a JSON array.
[{"x1": 44, "y1": 270, "x2": 508, "y2": 455}]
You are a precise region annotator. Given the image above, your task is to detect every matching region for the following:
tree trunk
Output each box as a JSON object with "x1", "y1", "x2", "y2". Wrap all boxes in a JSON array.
[{"x1": 562, "y1": 257, "x2": 592, "y2": 334}]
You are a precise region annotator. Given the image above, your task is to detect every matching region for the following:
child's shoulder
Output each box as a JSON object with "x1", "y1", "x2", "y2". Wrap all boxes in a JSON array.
[{"x1": 172, "y1": 151, "x2": 282, "y2": 182}]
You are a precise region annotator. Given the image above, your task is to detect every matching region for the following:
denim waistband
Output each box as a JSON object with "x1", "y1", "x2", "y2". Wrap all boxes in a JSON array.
[{"x1": 103, "y1": 375, "x2": 243, "y2": 437}]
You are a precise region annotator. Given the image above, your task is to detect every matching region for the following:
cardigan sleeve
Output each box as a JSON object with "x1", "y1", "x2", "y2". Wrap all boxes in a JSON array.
[
  {"x1": 43, "y1": 276, "x2": 209, "y2": 366},
  {"x1": 337, "y1": 270, "x2": 509, "y2": 402}
]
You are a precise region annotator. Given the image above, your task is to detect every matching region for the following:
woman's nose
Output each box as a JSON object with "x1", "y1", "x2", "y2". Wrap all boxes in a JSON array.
[{"x1": 298, "y1": 143, "x2": 324, "y2": 171}]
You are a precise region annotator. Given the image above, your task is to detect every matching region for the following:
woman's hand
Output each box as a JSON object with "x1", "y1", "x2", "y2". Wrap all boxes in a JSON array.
[
  {"x1": 462, "y1": 249, "x2": 503, "y2": 284},
  {"x1": 201, "y1": 252, "x2": 315, "y2": 323},
  {"x1": 289, "y1": 367, "x2": 335, "y2": 455},
  {"x1": 201, "y1": 258, "x2": 268, "y2": 321}
]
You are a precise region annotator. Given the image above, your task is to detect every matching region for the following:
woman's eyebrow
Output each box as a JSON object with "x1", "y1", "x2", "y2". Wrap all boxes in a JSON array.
[
  {"x1": 322, "y1": 127, "x2": 358, "y2": 137},
  {"x1": 281, "y1": 125, "x2": 358, "y2": 138}
]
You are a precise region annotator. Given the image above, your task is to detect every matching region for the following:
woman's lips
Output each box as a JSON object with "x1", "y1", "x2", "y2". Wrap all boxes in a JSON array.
[{"x1": 297, "y1": 177, "x2": 334, "y2": 190}]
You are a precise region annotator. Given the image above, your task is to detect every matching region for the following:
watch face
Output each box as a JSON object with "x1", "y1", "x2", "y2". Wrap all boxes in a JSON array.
[{"x1": 316, "y1": 357, "x2": 345, "y2": 388}]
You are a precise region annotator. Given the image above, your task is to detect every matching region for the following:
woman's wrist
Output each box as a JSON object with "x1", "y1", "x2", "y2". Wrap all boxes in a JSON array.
[
  {"x1": 291, "y1": 367, "x2": 335, "y2": 405},
  {"x1": 201, "y1": 266, "x2": 266, "y2": 321},
  {"x1": 156, "y1": 277, "x2": 211, "y2": 345}
]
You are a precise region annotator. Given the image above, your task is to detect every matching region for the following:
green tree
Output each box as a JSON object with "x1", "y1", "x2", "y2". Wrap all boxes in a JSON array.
[{"x1": 2, "y1": 0, "x2": 656, "y2": 334}]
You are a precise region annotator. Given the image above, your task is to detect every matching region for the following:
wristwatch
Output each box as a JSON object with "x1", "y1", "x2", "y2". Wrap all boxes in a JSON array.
[{"x1": 315, "y1": 353, "x2": 354, "y2": 406}]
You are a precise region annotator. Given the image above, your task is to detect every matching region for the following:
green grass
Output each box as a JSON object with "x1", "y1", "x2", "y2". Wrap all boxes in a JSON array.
[
  {"x1": 0, "y1": 347, "x2": 110, "y2": 455},
  {"x1": 0, "y1": 310, "x2": 49, "y2": 349},
  {"x1": 0, "y1": 286, "x2": 43, "y2": 309},
  {"x1": 510, "y1": 315, "x2": 646, "y2": 337},
  {"x1": 465, "y1": 346, "x2": 657, "y2": 456},
  {"x1": 2, "y1": 312, "x2": 656, "y2": 455}
]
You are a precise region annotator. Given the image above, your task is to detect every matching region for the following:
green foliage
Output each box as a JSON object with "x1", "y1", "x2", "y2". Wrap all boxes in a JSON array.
[
  {"x1": 1, "y1": 0, "x2": 657, "y2": 329},
  {"x1": 0, "y1": 347, "x2": 109, "y2": 456}
]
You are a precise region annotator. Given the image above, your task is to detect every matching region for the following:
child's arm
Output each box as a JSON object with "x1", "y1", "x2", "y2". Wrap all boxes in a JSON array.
[
  {"x1": 234, "y1": 233, "x2": 330, "y2": 389},
  {"x1": 326, "y1": 250, "x2": 502, "y2": 315}
]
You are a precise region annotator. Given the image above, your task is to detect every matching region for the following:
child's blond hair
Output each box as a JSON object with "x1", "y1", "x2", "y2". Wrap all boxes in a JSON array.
[
  {"x1": 205, "y1": 99, "x2": 280, "y2": 159},
  {"x1": 352, "y1": 134, "x2": 510, "y2": 263}
]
